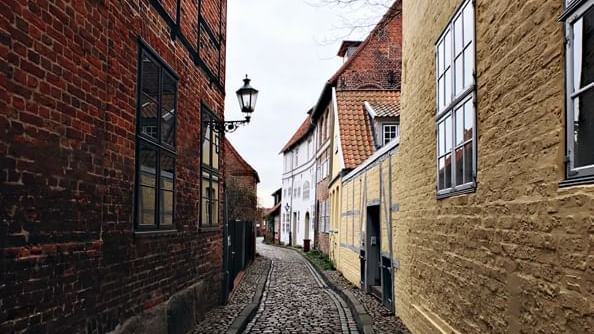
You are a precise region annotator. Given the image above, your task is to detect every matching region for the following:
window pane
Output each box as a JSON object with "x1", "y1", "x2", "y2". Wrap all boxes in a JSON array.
[
  {"x1": 445, "y1": 68, "x2": 452, "y2": 105},
  {"x1": 139, "y1": 186, "x2": 156, "y2": 226},
  {"x1": 212, "y1": 184, "x2": 219, "y2": 225},
  {"x1": 161, "y1": 72, "x2": 176, "y2": 147},
  {"x1": 445, "y1": 153, "x2": 452, "y2": 189},
  {"x1": 464, "y1": 47, "x2": 474, "y2": 87},
  {"x1": 455, "y1": 147, "x2": 464, "y2": 186},
  {"x1": 444, "y1": 30, "x2": 452, "y2": 69},
  {"x1": 578, "y1": 6, "x2": 594, "y2": 88},
  {"x1": 438, "y1": 121, "x2": 445, "y2": 155},
  {"x1": 574, "y1": 89, "x2": 594, "y2": 168},
  {"x1": 438, "y1": 41, "x2": 444, "y2": 74},
  {"x1": 141, "y1": 54, "x2": 160, "y2": 98},
  {"x1": 438, "y1": 77, "x2": 443, "y2": 109},
  {"x1": 464, "y1": 100, "x2": 474, "y2": 141},
  {"x1": 139, "y1": 145, "x2": 157, "y2": 186},
  {"x1": 456, "y1": 106, "x2": 464, "y2": 145},
  {"x1": 438, "y1": 157, "x2": 445, "y2": 190},
  {"x1": 463, "y1": 3, "x2": 474, "y2": 46},
  {"x1": 202, "y1": 125, "x2": 211, "y2": 167},
  {"x1": 573, "y1": 18, "x2": 583, "y2": 90},
  {"x1": 161, "y1": 155, "x2": 174, "y2": 191},
  {"x1": 138, "y1": 145, "x2": 157, "y2": 226},
  {"x1": 160, "y1": 190, "x2": 173, "y2": 225},
  {"x1": 445, "y1": 115, "x2": 452, "y2": 152},
  {"x1": 140, "y1": 94, "x2": 158, "y2": 140},
  {"x1": 212, "y1": 132, "x2": 220, "y2": 170},
  {"x1": 454, "y1": 16, "x2": 463, "y2": 55},
  {"x1": 455, "y1": 56, "x2": 464, "y2": 95},
  {"x1": 202, "y1": 182, "x2": 211, "y2": 225},
  {"x1": 464, "y1": 142, "x2": 473, "y2": 183}
]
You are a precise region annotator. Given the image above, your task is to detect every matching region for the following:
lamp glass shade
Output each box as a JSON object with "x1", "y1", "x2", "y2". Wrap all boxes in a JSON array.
[{"x1": 236, "y1": 76, "x2": 258, "y2": 114}]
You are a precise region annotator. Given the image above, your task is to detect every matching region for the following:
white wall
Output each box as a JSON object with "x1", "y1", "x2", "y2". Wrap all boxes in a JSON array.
[{"x1": 280, "y1": 131, "x2": 316, "y2": 246}]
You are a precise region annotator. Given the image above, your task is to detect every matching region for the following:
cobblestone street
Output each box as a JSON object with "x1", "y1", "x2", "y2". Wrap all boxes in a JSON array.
[{"x1": 244, "y1": 241, "x2": 358, "y2": 334}]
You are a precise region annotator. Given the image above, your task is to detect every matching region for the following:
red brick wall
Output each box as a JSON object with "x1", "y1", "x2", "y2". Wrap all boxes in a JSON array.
[
  {"x1": 0, "y1": 0, "x2": 226, "y2": 332},
  {"x1": 223, "y1": 140, "x2": 258, "y2": 223},
  {"x1": 335, "y1": 1, "x2": 402, "y2": 91}
]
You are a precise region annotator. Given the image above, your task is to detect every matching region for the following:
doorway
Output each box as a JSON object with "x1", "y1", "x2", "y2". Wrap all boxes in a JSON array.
[{"x1": 365, "y1": 205, "x2": 381, "y2": 298}]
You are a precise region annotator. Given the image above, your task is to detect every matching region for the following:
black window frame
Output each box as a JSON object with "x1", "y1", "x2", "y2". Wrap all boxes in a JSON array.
[
  {"x1": 562, "y1": 0, "x2": 594, "y2": 186},
  {"x1": 200, "y1": 104, "x2": 221, "y2": 227},
  {"x1": 134, "y1": 40, "x2": 179, "y2": 232}
]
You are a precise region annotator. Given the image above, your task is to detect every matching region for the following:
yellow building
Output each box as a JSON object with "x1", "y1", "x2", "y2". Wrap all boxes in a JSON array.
[
  {"x1": 394, "y1": 0, "x2": 594, "y2": 333},
  {"x1": 337, "y1": 139, "x2": 400, "y2": 308}
]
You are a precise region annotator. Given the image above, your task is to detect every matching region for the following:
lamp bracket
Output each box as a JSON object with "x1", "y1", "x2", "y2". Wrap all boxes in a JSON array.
[{"x1": 205, "y1": 119, "x2": 250, "y2": 133}]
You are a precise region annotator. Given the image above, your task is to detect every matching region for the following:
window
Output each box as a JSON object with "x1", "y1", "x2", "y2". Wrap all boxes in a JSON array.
[
  {"x1": 303, "y1": 181, "x2": 310, "y2": 200},
  {"x1": 335, "y1": 134, "x2": 339, "y2": 153},
  {"x1": 436, "y1": 0, "x2": 476, "y2": 197},
  {"x1": 135, "y1": 44, "x2": 178, "y2": 230},
  {"x1": 382, "y1": 123, "x2": 399, "y2": 145},
  {"x1": 565, "y1": 0, "x2": 594, "y2": 180},
  {"x1": 319, "y1": 200, "x2": 329, "y2": 233},
  {"x1": 201, "y1": 105, "x2": 221, "y2": 226},
  {"x1": 295, "y1": 148, "x2": 299, "y2": 167}
]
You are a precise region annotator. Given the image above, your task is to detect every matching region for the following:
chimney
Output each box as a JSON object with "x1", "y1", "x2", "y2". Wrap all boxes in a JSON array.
[{"x1": 337, "y1": 40, "x2": 362, "y2": 63}]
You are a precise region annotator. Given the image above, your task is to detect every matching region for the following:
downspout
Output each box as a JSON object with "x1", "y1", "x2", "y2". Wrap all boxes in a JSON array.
[{"x1": 388, "y1": 153, "x2": 395, "y2": 310}]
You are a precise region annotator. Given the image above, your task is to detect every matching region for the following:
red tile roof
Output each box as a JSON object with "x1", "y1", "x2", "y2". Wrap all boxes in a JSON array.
[
  {"x1": 336, "y1": 90, "x2": 400, "y2": 169},
  {"x1": 280, "y1": 114, "x2": 312, "y2": 153}
]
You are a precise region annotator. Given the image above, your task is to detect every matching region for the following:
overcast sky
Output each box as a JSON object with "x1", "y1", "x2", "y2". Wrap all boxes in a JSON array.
[{"x1": 224, "y1": 0, "x2": 390, "y2": 207}]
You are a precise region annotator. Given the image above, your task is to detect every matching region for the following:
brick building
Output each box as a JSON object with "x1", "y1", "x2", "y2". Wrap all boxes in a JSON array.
[
  {"x1": 394, "y1": 0, "x2": 593, "y2": 333},
  {"x1": 1, "y1": 0, "x2": 229, "y2": 333}
]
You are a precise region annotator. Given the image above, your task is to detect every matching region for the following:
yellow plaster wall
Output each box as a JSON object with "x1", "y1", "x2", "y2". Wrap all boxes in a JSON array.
[{"x1": 396, "y1": 0, "x2": 593, "y2": 333}]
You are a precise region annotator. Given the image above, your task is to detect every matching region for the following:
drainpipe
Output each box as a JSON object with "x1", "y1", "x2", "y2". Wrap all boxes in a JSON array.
[{"x1": 388, "y1": 153, "x2": 395, "y2": 310}]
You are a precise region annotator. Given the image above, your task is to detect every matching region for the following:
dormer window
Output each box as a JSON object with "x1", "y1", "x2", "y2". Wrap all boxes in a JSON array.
[{"x1": 383, "y1": 123, "x2": 399, "y2": 145}]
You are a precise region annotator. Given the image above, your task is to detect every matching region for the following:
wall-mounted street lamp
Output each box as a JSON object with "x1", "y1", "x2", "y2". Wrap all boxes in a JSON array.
[
  {"x1": 284, "y1": 203, "x2": 290, "y2": 213},
  {"x1": 207, "y1": 75, "x2": 259, "y2": 133}
]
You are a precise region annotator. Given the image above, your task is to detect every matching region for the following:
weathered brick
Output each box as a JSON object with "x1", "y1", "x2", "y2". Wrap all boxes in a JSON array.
[{"x1": 1, "y1": 0, "x2": 228, "y2": 333}]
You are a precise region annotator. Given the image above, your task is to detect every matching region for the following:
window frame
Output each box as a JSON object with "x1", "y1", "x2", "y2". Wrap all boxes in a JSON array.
[
  {"x1": 563, "y1": 0, "x2": 594, "y2": 184},
  {"x1": 382, "y1": 123, "x2": 400, "y2": 146},
  {"x1": 200, "y1": 104, "x2": 221, "y2": 227},
  {"x1": 134, "y1": 41, "x2": 179, "y2": 232},
  {"x1": 434, "y1": 0, "x2": 477, "y2": 198}
]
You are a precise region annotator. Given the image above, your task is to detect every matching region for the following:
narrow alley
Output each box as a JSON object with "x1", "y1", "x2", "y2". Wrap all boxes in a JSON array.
[
  {"x1": 244, "y1": 241, "x2": 358, "y2": 334},
  {"x1": 193, "y1": 239, "x2": 360, "y2": 334}
]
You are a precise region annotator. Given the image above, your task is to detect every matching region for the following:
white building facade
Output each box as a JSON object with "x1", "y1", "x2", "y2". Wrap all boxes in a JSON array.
[{"x1": 280, "y1": 115, "x2": 317, "y2": 247}]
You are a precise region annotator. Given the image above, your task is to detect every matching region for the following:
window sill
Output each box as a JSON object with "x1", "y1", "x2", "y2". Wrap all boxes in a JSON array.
[
  {"x1": 134, "y1": 229, "x2": 177, "y2": 237},
  {"x1": 199, "y1": 225, "x2": 221, "y2": 233},
  {"x1": 559, "y1": 175, "x2": 594, "y2": 188},
  {"x1": 436, "y1": 186, "x2": 475, "y2": 200}
]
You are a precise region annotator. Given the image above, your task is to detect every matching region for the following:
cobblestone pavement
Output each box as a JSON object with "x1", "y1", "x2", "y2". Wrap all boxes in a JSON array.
[
  {"x1": 244, "y1": 242, "x2": 358, "y2": 334},
  {"x1": 325, "y1": 271, "x2": 410, "y2": 334},
  {"x1": 191, "y1": 256, "x2": 270, "y2": 334}
]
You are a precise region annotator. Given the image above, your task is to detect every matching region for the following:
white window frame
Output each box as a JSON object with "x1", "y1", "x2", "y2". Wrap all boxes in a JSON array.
[
  {"x1": 382, "y1": 123, "x2": 399, "y2": 145},
  {"x1": 435, "y1": 0, "x2": 477, "y2": 198},
  {"x1": 564, "y1": 0, "x2": 594, "y2": 181}
]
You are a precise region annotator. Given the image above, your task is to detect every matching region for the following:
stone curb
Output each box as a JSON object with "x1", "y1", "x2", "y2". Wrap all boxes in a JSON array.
[
  {"x1": 291, "y1": 247, "x2": 376, "y2": 334},
  {"x1": 225, "y1": 259, "x2": 272, "y2": 334}
]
